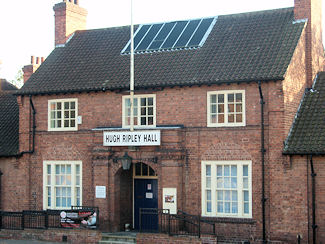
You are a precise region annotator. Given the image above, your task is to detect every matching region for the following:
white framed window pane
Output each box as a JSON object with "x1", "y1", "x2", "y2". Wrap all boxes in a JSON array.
[
  {"x1": 225, "y1": 202, "x2": 231, "y2": 213},
  {"x1": 224, "y1": 166, "x2": 230, "y2": 176},
  {"x1": 217, "y1": 177, "x2": 223, "y2": 188},
  {"x1": 67, "y1": 198, "x2": 72, "y2": 207},
  {"x1": 243, "y1": 178, "x2": 248, "y2": 189},
  {"x1": 47, "y1": 165, "x2": 51, "y2": 177},
  {"x1": 232, "y1": 202, "x2": 238, "y2": 213},
  {"x1": 225, "y1": 190, "x2": 230, "y2": 201},
  {"x1": 231, "y1": 177, "x2": 237, "y2": 188},
  {"x1": 217, "y1": 202, "x2": 223, "y2": 213},
  {"x1": 228, "y1": 93, "x2": 234, "y2": 102},
  {"x1": 217, "y1": 191, "x2": 223, "y2": 201},
  {"x1": 207, "y1": 202, "x2": 212, "y2": 212},
  {"x1": 66, "y1": 175, "x2": 71, "y2": 185},
  {"x1": 51, "y1": 111, "x2": 56, "y2": 119},
  {"x1": 56, "y1": 197, "x2": 61, "y2": 207},
  {"x1": 210, "y1": 94, "x2": 216, "y2": 103},
  {"x1": 217, "y1": 166, "x2": 222, "y2": 176},
  {"x1": 206, "y1": 165, "x2": 211, "y2": 176},
  {"x1": 231, "y1": 166, "x2": 237, "y2": 176},
  {"x1": 48, "y1": 100, "x2": 77, "y2": 130},
  {"x1": 55, "y1": 176, "x2": 60, "y2": 185},
  {"x1": 232, "y1": 190, "x2": 238, "y2": 201},
  {"x1": 206, "y1": 178, "x2": 211, "y2": 188},
  {"x1": 211, "y1": 114, "x2": 217, "y2": 123},
  {"x1": 55, "y1": 165, "x2": 60, "y2": 174},
  {"x1": 67, "y1": 165, "x2": 71, "y2": 174},
  {"x1": 123, "y1": 95, "x2": 155, "y2": 127},
  {"x1": 243, "y1": 165, "x2": 248, "y2": 176},
  {"x1": 45, "y1": 161, "x2": 82, "y2": 210},
  {"x1": 62, "y1": 197, "x2": 67, "y2": 207},
  {"x1": 202, "y1": 161, "x2": 251, "y2": 218},
  {"x1": 244, "y1": 203, "x2": 249, "y2": 214},
  {"x1": 224, "y1": 177, "x2": 231, "y2": 188},
  {"x1": 206, "y1": 190, "x2": 211, "y2": 200},
  {"x1": 217, "y1": 94, "x2": 224, "y2": 103},
  {"x1": 244, "y1": 190, "x2": 249, "y2": 202}
]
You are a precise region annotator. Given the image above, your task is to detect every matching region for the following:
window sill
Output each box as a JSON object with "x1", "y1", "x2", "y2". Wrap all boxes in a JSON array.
[
  {"x1": 48, "y1": 128, "x2": 78, "y2": 132},
  {"x1": 201, "y1": 216, "x2": 256, "y2": 225}
]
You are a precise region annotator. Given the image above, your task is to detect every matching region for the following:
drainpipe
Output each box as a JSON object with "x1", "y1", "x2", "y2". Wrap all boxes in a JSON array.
[
  {"x1": 310, "y1": 155, "x2": 317, "y2": 244},
  {"x1": 0, "y1": 170, "x2": 2, "y2": 210},
  {"x1": 258, "y1": 81, "x2": 267, "y2": 243}
]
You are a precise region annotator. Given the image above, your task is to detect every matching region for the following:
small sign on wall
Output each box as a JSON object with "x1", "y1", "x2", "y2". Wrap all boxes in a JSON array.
[
  {"x1": 163, "y1": 188, "x2": 177, "y2": 214},
  {"x1": 95, "y1": 186, "x2": 106, "y2": 199}
]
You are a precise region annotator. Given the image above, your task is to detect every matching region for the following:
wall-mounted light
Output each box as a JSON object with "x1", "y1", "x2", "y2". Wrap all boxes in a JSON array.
[{"x1": 113, "y1": 152, "x2": 133, "y2": 170}]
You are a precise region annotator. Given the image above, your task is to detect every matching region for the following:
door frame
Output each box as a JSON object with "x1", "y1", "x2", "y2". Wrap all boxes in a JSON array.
[{"x1": 132, "y1": 162, "x2": 158, "y2": 228}]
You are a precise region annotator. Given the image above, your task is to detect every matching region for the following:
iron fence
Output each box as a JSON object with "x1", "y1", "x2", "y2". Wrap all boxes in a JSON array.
[
  {"x1": 0, "y1": 206, "x2": 99, "y2": 230},
  {"x1": 139, "y1": 208, "x2": 216, "y2": 238},
  {"x1": 0, "y1": 211, "x2": 23, "y2": 230}
]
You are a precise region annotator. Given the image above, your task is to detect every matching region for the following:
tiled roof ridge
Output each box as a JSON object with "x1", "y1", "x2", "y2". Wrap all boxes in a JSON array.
[
  {"x1": 220, "y1": 7, "x2": 294, "y2": 19},
  {"x1": 74, "y1": 7, "x2": 294, "y2": 35}
]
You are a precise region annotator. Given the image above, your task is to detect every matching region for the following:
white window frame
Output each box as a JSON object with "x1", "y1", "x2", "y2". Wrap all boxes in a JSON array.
[
  {"x1": 122, "y1": 94, "x2": 156, "y2": 128},
  {"x1": 201, "y1": 160, "x2": 252, "y2": 218},
  {"x1": 207, "y1": 90, "x2": 246, "y2": 127},
  {"x1": 43, "y1": 160, "x2": 82, "y2": 210},
  {"x1": 48, "y1": 98, "x2": 78, "y2": 131}
]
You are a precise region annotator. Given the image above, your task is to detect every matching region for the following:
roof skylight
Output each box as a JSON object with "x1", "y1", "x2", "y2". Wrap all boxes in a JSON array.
[{"x1": 121, "y1": 17, "x2": 217, "y2": 54}]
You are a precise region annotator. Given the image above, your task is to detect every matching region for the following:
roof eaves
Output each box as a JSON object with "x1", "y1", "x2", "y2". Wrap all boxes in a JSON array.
[{"x1": 15, "y1": 76, "x2": 285, "y2": 96}]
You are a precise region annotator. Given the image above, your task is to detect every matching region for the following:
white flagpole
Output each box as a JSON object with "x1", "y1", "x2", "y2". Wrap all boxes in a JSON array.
[{"x1": 130, "y1": 0, "x2": 135, "y2": 132}]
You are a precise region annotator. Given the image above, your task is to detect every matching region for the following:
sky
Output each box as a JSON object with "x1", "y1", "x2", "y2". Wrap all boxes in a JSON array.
[{"x1": 0, "y1": 0, "x2": 324, "y2": 83}]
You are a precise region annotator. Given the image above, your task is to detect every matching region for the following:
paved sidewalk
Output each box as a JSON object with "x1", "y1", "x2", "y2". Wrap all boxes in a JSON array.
[{"x1": 0, "y1": 240, "x2": 62, "y2": 244}]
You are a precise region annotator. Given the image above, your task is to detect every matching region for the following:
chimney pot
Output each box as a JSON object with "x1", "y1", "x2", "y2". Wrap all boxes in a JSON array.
[
  {"x1": 36, "y1": 57, "x2": 40, "y2": 65},
  {"x1": 41, "y1": 57, "x2": 45, "y2": 63},
  {"x1": 31, "y1": 56, "x2": 35, "y2": 65}
]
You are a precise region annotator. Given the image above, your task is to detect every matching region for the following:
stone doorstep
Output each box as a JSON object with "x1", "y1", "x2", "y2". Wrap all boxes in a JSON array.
[{"x1": 100, "y1": 232, "x2": 136, "y2": 244}]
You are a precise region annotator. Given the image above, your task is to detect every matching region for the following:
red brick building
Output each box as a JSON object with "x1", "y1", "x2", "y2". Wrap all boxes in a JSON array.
[{"x1": 0, "y1": 0, "x2": 325, "y2": 243}]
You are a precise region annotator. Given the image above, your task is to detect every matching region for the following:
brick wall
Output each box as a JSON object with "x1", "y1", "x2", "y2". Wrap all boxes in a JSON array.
[
  {"x1": 0, "y1": 157, "x2": 29, "y2": 211},
  {"x1": 0, "y1": 229, "x2": 101, "y2": 244},
  {"x1": 137, "y1": 233, "x2": 217, "y2": 244},
  {"x1": 294, "y1": 0, "x2": 325, "y2": 85},
  {"x1": 12, "y1": 73, "x2": 308, "y2": 242}
]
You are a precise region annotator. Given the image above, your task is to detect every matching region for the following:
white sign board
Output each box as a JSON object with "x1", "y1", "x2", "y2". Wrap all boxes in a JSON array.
[
  {"x1": 163, "y1": 188, "x2": 177, "y2": 214},
  {"x1": 95, "y1": 186, "x2": 106, "y2": 199},
  {"x1": 103, "y1": 130, "x2": 160, "y2": 146}
]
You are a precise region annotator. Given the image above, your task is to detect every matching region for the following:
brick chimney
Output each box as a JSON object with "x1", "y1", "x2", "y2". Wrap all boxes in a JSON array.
[
  {"x1": 22, "y1": 56, "x2": 44, "y2": 83},
  {"x1": 53, "y1": 0, "x2": 88, "y2": 47},
  {"x1": 294, "y1": 0, "x2": 325, "y2": 86}
]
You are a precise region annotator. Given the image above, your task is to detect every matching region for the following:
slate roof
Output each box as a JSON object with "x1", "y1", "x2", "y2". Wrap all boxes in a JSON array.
[
  {"x1": 17, "y1": 7, "x2": 305, "y2": 95},
  {"x1": 284, "y1": 72, "x2": 325, "y2": 155},
  {"x1": 0, "y1": 79, "x2": 17, "y2": 91},
  {"x1": 0, "y1": 80, "x2": 19, "y2": 157}
]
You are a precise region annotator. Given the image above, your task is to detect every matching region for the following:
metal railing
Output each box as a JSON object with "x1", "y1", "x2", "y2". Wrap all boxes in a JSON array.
[
  {"x1": 0, "y1": 206, "x2": 99, "y2": 230},
  {"x1": 139, "y1": 208, "x2": 216, "y2": 238}
]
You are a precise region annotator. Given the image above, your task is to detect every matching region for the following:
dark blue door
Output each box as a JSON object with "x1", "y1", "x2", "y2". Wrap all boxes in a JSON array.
[{"x1": 134, "y1": 179, "x2": 158, "y2": 231}]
